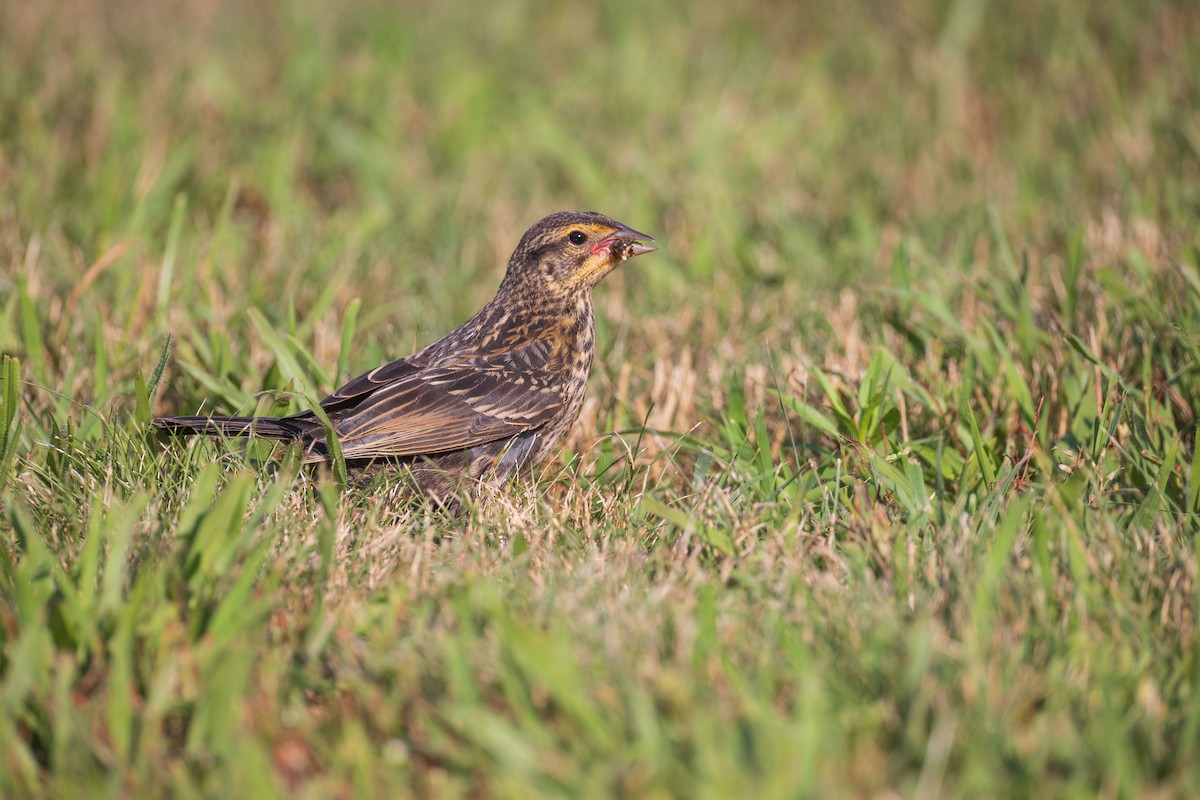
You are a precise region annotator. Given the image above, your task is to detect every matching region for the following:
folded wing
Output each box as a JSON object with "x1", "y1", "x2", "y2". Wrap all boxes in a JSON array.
[{"x1": 298, "y1": 339, "x2": 564, "y2": 462}]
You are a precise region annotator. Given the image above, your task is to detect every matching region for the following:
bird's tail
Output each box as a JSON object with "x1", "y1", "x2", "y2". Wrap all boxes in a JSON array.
[{"x1": 153, "y1": 415, "x2": 306, "y2": 441}]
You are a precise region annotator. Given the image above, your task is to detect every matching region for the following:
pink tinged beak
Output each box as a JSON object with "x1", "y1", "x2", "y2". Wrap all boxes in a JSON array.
[{"x1": 591, "y1": 223, "x2": 657, "y2": 258}]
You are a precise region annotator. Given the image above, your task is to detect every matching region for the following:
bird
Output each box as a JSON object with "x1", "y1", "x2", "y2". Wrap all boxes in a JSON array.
[{"x1": 155, "y1": 210, "x2": 656, "y2": 502}]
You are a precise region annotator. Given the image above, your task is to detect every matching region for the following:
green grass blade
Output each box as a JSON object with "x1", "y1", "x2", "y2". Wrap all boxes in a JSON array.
[
  {"x1": 147, "y1": 334, "x2": 173, "y2": 410},
  {"x1": 1130, "y1": 437, "x2": 1179, "y2": 530},
  {"x1": 1188, "y1": 423, "x2": 1199, "y2": 516},
  {"x1": 0, "y1": 356, "x2": 20, "y2": 493},
  {"x1": 964, "y1": 405, "x2": 995, "y2": 489},
  {"x1": 308, "y1": 402, "x2": 347, "y2": 487}
]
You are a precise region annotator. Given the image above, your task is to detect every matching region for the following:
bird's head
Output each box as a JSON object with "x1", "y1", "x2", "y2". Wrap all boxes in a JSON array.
[{"x1": 502, "y1": 211, "x2": 656, "y2": 298}]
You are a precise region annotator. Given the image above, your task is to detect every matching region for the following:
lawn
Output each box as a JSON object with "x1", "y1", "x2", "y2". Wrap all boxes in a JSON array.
[{"x1": 2, "y1": 0, "x2": 1199, "y2": 796}]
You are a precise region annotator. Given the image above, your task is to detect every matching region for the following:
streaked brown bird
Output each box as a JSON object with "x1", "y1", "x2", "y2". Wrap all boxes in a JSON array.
[{"x1": 156, "y1": 211, "x2": 656, "y2": 501}]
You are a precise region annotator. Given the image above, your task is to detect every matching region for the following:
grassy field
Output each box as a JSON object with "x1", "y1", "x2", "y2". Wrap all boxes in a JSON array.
[{"x1": 2, "y1": 0, "x2": 1199, "y2": 796}]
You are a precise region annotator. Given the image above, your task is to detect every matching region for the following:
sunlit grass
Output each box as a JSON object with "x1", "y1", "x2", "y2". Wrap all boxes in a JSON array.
[{"x1": 2, "y1": 0, "x2": 1199, "y2": 796}]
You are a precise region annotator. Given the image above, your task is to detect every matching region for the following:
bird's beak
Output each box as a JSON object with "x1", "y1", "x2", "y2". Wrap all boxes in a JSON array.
[{"x1": 592, "y1": 224, "x2": 657, "y2": 259}]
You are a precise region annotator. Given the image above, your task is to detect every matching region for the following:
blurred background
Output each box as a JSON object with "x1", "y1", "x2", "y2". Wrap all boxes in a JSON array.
[{"x1": 4, "y1": 0, "x2": 1195, "y2": 391}]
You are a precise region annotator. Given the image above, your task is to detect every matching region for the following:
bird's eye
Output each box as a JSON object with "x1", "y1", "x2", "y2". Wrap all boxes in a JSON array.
[{"x1": 568, "y1": 230, "x2": 587, "y2": 245}]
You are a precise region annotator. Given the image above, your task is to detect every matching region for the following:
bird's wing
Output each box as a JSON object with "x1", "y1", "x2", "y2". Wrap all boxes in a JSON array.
[
  {"x1": 313, "y1": 338, "x2": 565, "y2": 461},
  {"x1": 317, "y1": 356, "x2": 425, "y2": 412}
]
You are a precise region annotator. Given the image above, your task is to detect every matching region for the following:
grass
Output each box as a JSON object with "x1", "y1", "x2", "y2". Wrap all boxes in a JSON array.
[{"x1": 2, "y1": 0, "x2": 1199, "y2": 795}]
